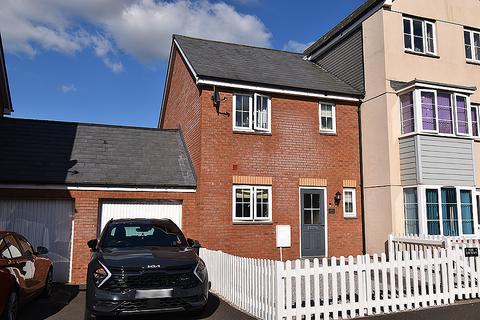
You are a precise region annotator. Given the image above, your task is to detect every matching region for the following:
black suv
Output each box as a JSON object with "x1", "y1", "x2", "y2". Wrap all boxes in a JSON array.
[{"x1": 84, "y1": 219, "x2": 209, "y2": 319}]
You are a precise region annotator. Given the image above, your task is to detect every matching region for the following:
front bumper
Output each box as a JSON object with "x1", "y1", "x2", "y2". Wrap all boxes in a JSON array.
[{"x1": 88, "y1": 281, "x2": 209, "y2": 316}]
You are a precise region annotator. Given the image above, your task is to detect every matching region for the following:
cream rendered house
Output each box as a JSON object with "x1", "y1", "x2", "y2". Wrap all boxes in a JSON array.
[{"x1": 304, "y1": 0, "x2": 480, "y2": 253}]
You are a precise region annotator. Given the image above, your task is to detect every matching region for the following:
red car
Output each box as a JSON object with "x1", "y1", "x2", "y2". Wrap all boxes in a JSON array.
[{"x1": 0, "y1": 231, "x2": 53, "y2": 320}]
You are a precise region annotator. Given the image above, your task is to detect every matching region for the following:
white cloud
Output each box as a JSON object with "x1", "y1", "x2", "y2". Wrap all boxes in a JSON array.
[
  {"x1": 0, "y1": 0, "x2": 272, "y2": 68},
  {"x1": 61, "y1": 84, "x2": 77, "y2": 93},
  {"x1": 282, "y1": 40, "x2": 313, "y2": 53}
]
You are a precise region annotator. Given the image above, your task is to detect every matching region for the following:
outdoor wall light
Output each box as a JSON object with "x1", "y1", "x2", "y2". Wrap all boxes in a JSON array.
[{"x1": 334, "y1": 191, "x2": 342, "y2": 206}]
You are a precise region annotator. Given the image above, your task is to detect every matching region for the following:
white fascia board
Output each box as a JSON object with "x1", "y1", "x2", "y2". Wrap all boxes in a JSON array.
[
  {"x1": 173, "y1": 39, "x2": 198, "y2": 81},
  {"x1": 396, "y1": 82, "x2": 476, "y2": 95},
  {"x1": 196, "y1": 79, "x2": 361, "y2": 103},
  {"x1": 0, "y1": 184, "x2": 196, "y2": 193}
]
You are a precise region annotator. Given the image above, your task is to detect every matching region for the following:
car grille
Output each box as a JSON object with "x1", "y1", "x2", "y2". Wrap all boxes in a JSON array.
[
  {"x1": 103, "y1": 269, "x2": 200, "y2": 292},
  {"x1": 116, "y1": 298, "x2": 189, "y2": 312}
]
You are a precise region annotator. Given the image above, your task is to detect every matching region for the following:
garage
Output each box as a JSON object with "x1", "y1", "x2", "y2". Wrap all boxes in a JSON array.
[
  {"x1": 99, "y1": 200, "x2": 183, "y2": 234},
  {"x1": 0, "y1": 199, "x2": 74, "y2": 283}
]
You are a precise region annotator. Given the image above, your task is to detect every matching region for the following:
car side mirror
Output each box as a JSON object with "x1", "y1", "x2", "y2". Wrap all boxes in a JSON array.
[
  {"x1": 36, "y1": 246, "x2": 48, "y2": 255},
  {"x1": 87, "y1": 239, "x2": 98, "y2": 251},
  {"x1": 187, "y1": 238, "x2": 201, "y2": 248}
]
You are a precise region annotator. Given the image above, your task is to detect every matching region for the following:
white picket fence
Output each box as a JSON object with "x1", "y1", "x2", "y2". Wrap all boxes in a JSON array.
[{"x1": 200, "y1": 239, "x2": 480, "y2": 320}]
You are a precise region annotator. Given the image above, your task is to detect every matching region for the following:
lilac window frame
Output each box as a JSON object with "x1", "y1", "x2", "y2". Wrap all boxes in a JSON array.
[{"x1": 455, "y1": 94, "x2": 470, "y2": 136}]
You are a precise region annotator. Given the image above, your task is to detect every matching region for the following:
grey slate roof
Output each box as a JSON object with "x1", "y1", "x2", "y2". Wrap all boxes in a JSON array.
[
  {"x1": 0, "y1": 118, "x2": 196, "y2": 188},
  {"x1": 174, "y1": 35, "x2": 362, "y2": 97},
  {"x1": 303, "y1": 0, "x2": 382, "y2": 56}
]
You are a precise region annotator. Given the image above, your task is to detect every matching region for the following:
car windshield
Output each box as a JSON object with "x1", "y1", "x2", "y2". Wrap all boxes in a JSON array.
[{"x1": 100, "y1": 222, "x2": 188, "y2": 248}]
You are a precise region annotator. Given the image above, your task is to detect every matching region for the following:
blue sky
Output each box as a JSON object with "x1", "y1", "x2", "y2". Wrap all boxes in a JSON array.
[{"x1": 2, "y1": 0, "x2": 364, "y2": 128}]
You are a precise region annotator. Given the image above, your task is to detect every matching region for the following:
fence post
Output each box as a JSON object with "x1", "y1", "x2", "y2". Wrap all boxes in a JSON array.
[
  {"x1": 388, "y1": 234, "x2": 394, "y2": 261},
  {"x1": 274, "y1": 261, "x2": 285, "y2": 320}
]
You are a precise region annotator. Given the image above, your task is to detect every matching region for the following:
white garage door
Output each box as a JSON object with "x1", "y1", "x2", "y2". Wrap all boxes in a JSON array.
[
  {"x1": 99, "y1": 200, "x2": 182, "y2": 234},
  {"x1": 0, "y1": 199, "x2": 74, "y2": 283}
]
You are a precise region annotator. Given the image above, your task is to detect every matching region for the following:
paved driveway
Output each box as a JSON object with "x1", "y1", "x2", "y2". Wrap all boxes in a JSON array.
[{"x1": 19, "y1": 285, "x2": 255, "y2": 320}]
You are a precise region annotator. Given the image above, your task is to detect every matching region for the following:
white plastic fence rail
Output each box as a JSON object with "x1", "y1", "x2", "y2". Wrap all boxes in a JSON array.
[{"x1": 200, "y1": 241, "x2": 480, "y2": 320}]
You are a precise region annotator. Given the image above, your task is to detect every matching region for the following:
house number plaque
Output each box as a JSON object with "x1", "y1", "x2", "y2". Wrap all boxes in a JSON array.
[{"x1": 465, "y1": 247, "x2": 479, "y2": 258}]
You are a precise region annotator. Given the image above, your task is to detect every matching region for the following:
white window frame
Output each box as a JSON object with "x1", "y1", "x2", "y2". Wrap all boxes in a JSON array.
[
  {"x1": 232, "y1": 185, "x2": 272, "y2": 223},
  {"x1": 465, "y1": 29, "x2": 480, "y2": 63},
  {"x1": 253, "y1": 93, "x2": 271, "y2": 132},
  {"x1": 343, "y1": 188, "x2": 356, "y2": 218},
  {"x1": 454, "y1": 93, "x2": 471, "y2": 137},
  {"x1": 400, "y1": 89, "x2": 473, "y2": 138},
  {"x1": 415, "y1": 185, "x2": 479, "y2": 237},
  {"x1": 319, "y1": 102, "x2": 336, "y2": 134},
  {"x1": 471, "y1": 104, "x2": 480, "y2": 137},
  {"x1": 418, "y1": 89, "x2": 439, "y2": 134},
  {"x1": 232, "y1": 93, "x2": 253, "y2": 132},
  {"x1": 403, "y1": 187, "x2": 420, "y2": 235},
  {"x1": 403, "y1": 17, "x2": 437, "y2": 55},
  {"x1": 399, "y1": 91, "x2": 416, "y2": 135}
]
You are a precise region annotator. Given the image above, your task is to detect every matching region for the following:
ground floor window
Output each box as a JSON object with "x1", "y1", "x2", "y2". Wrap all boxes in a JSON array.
[
  {"x1": 232, "y1": 185, "x2": 272, "y2": 222},
  {"x1": 404, "y1": 186, "x2": 477, "y2": 236}
]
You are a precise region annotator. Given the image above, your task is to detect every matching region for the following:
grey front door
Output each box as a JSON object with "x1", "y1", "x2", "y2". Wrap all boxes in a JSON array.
[{"x1": 301, "y1": 189, "x2": 326, "y2": 257}]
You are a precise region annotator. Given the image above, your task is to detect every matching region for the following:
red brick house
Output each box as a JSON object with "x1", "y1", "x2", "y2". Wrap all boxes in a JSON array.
[{"x1": 160, "y1": 35, "x2": 365, "y2": 261}]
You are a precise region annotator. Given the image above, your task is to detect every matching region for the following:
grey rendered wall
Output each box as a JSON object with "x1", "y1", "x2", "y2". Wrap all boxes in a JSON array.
[
  {"x1": 313, "y1": 28, "x2": 365, "y2": 93},
  {"x1": 399, "y1": 136, "x2": 417, "y2": 185},
  {"x1": 418, "y1": 135, "x2": 475, "y2": 186}
]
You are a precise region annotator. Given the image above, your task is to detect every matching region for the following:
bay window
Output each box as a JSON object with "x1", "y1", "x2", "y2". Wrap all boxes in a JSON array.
[
  {"x1": 233, "y1": 93, "x2": 271, "y2": 133},
  {"x1": 403, "y1": 17, "x2": 436, "y2": 55},
  {"x1": 399, "y1": 89, "x2": 473, "y2": 137},
  {"x1": 233, "y1": 185, "x2": 272, "y2": 222},
  {"x1": 408, "y1": 187, "x2": 477, "y2": 237}
]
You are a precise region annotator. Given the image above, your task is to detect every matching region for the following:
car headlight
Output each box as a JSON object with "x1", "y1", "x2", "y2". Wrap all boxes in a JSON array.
[
  {"x1": 194, "y1": 259, "x2": 207, "y2": 283},
  {"x1": 93, "y1": 261, "x2": 111, "y2": 288}
]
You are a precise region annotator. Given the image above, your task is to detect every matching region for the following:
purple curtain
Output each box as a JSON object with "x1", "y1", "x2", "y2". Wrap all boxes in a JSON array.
[
  {"x1": 437, "y1": 93, "x2": 453, "y2": 134},
  {"x1": 421, "y1": 92, "x2": 436, "y2": 131},
  {"x1": 400, "y1": 93, "x2": 415, "y2": 133},
  {"x1": 456, "y1": 96, "x2": 469, "y2": 134}
]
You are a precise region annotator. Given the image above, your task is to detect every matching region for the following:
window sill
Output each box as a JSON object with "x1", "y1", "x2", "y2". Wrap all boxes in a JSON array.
[
  {"x1": 399, "y1": 132, "x2": 474, "y2": 141},
  {"x1": 233, "y1": 130, "x2": 272, "y2": 136},
  {"x1": 320, "y1": 131, "x2": 337, "y2": 136},
  {"x1": 232, "y1": 221, "x2": 273, "y2": 225},
  {"x1": 344, "y1": 215, "x2": 358, "y2": 219},
  {"x1": 404, "y1": 50, "x2": 440, "y2": 59},
  {"x1": 467, "y1": 59, "x2": 480, "y2": 66}
]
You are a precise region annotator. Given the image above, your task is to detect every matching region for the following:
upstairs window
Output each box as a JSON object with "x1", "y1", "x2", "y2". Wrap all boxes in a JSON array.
[
  {"x1": 400, "y1": 92, "x2": 415, "y2": 134},
  {"x1": 399, "y1": 89, "x2": 472, "y2": 137},
  {"x1": 403, "y1": 17, "x2": 436, "y2": 55},
  {"x1": 233, "y1": 93, "x2": 271, "y2": 133},
  {"x1": 472, "y1": 105, "x2": 479, "y2": 137},
  {"x1": 455, "y1": 94, "x2": 469, "y2": 135},
  {"x1": 464, "y1": 29, "x2": 480, "y2": 62},
  {"x1": 319, "y1": 103, "x2": 336, "y2": 134}
]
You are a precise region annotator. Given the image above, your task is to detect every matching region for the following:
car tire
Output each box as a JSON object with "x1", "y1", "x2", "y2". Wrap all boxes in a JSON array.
[
  {"x1": 2, "y1": 290, "x2": 19, "y2": 320},
  {"x1": 84, "y1": 308, "x2": 97, "y2": 320},
  {"x1": 41, "y1": 269, "x2": 53, "y2": 298}
]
